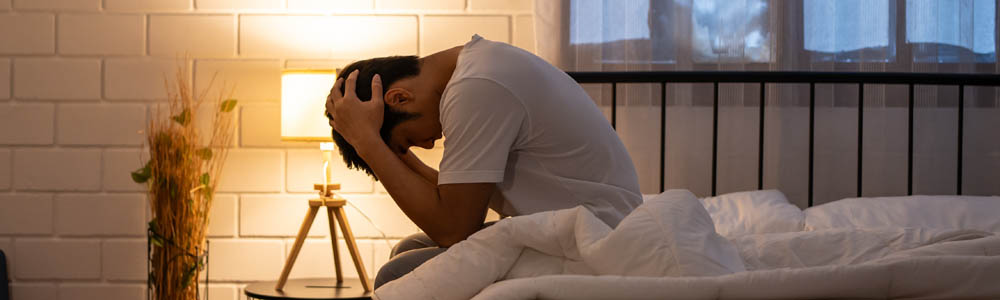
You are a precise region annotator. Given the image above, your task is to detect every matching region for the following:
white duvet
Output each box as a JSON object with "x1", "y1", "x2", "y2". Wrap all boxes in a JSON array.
[{"x1": 375, "y1": 190, "x2": 1000, "y2": 300}]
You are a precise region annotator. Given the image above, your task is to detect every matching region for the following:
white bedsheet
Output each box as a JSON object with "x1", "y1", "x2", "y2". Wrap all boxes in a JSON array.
[{"x1": 374, "y1": 190, "x2": 1000, "y2": 300}]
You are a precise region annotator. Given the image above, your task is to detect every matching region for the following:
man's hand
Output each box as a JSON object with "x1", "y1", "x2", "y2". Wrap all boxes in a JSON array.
[{"x1": 327, "y1": 69, "x2": 385, "y2": 148}]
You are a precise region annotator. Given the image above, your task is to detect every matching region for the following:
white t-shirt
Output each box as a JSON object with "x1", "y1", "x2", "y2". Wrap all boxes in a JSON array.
[{"x1": 438, "y1": 35, "x2": 641, "y2": 228}]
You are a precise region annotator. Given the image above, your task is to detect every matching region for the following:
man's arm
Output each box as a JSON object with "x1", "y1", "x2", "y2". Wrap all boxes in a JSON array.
[
  {"x1": 354, "y1": 137, "x2": 490, "y2": 247},
  {"x1": 330, "y1": 70, "x2": 490, "y2": 247},
  {"x1": 398, "y1": 150, "x2": 438, "y2": 186}
]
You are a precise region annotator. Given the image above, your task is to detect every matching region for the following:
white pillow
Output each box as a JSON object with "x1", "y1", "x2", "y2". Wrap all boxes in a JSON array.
[
  {"x1": 699, "y1": 190, "x2": 805, "y2": 237},
  {"x1": 590, "y1": 189, "x2": 745, "y2": 277},
  {"x1": 805, "y1": 195, "x2": 1000, "y2": 232}
]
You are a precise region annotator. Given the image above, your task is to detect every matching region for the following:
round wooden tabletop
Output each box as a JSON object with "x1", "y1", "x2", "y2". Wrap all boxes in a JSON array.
[{"x1": 244, "y1": 278, "x2": 372, "y2": 300}]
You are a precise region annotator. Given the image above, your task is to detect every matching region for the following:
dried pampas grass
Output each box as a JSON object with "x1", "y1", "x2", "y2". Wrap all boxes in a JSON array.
[{"x1": 132, "y1": 62, "x2": 237, "y2": 300}]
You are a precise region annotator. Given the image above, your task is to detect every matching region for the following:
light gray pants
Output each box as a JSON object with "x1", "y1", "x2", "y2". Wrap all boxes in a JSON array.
[{"x1": 374, "y1": 222, "x2": 496, "y2": 289}]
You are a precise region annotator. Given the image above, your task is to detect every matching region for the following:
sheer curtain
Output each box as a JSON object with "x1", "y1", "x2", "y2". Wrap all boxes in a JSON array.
[{"x1": 535, "y1": 0, "x2": 999, "y2": 206}]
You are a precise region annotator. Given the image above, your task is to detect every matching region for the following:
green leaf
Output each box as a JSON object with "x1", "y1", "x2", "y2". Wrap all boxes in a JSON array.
[
  {"x1": 220, "y1": 99, "x2": 237, "y2": 112},
  {"x1": 150, "y1": 235, "x2": 164, "y2": 247},
  {"x1": 180, "y1": 263, "x2": 198, "y2": 289},
  {"x1": 200, "y1": 173, "x2": 210, "y2": 186},
  {"x1": 130, "y1": 162, "x2": 151, "y2": 183},
  {"x1": 196, "y1": 147, "x2": 213, "y2": 160},
  {"x1": 172, "y1": 109, "x2": 191, "y2": 126}
]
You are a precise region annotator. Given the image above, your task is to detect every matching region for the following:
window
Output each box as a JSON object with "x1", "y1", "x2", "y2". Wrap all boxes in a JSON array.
[
  {"x1": 690, "y1": 0, "x2": 770, "y2": 62},
  {"x1": 804, "y1": 0, "x2": 894, "y2": 62},
  {"x1": 907, "y1": 0, "x2": 996, "y2": 63}
]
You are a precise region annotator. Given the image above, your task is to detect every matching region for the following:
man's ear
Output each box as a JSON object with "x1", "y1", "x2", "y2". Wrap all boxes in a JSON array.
[{"x1": 383, "y1": 87, "x2": 414, "y2": 108}]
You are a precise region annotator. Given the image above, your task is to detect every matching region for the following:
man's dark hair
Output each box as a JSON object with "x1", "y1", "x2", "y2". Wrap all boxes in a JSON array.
[{"x1": 331, "y1": 56, "x2": 421, "y2": 180}]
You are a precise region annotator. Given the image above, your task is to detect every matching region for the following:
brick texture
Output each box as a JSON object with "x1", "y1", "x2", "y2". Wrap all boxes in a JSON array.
[
  {"x1": 422, "y1": 15, "x2": 510, "y2": 55},
  {"x1": 514, "y1": 15, "x2": 536, "y2": 52},
  {"x1": 104, "y1": 58, "x2": 182, "y2": 100},
  {"x1": 101, "y1": 239, "x2": 146, "y2": 281},
  {"x1": 195, "y1": 60, "x2": 281, "y2": 102},
  {"x1": 239, "y1": 15, "x2": 333, "y2": 58},
  {"x1": 287, "y1": 0, "x2": 372, "y2": 10},
  {"x1": 13, "y1": 0, "x2": 100, "y2": 10},
  {"x1": 0, "y1": 194, "x2": 53, "y2": 235},
  {"x1": 57, "y1": 104, "x2": 146, "y2": 146},
  {"x1": 206, "y1": 239, "x2": 284, "y2": 281},
  {"x1": 15, "y1": 239, "x2": 101, "y2": 279},
  {"x1": 0, "y1": 150, "x2": 9, "y2": 190},
  {"x1": 11, "y1": 283, "x2": 58, "y2": 300},
  {"x1": 239, "y1": 194, "x2": 328, "y2": 237},
  {"x1": 1, "y1": 59, "x2": 9, "y2": 99},
  {"x1": 0, "y1": 14, "x2": 54, "y2": 54},
  {"x1": 286, "y1": 149, "x2": 374, "y2": 193},
  {"x1": 58, "y1": 284, "x2": 145, "y2": 300},
  {"x1": 54, "y1": 194, "x2": 146, "y2": 236},
  {"x1": 377, "y1": 0, "x2": 464, "y2": 10},
  {"x1": 102, "y1": 149, "x2": 148, "y2": 192},
  {"x1": 200, "y1": 285, "x2": 239, "y2": 300},
  {"x1": 330, "y1": 16, "x2": 419, "y2": 58},
  {"x1": 105, "y1": 0, "x2": 190, "y2": 11},
  {"x1": 14, "y1": 58, "x2": 101, "y2": 100},
  {"x1": 59, "y1": 14, "x2": 144, "y2": 55},
  {"x1": 207, "y1": 194, "x2": 238, "y2": 237},
  {"x1": 470, "y1": 0, "x2": 532, "y2": 11},
  {"x1": 218, "y1": 149, "x2": 283, "y2": 192},
  {"x1": 13, "y1": 149, "x2": 101, "y2": 191},
  {"x1": 240, "y1": 103, "x2": 317, "y2": 148},
  {"x1": 0, "y1": 103, "x2": 54, "y2": 145},
  {"x1": 196, "y1": 0, "x2": 282, "y2": 10},
  {"x1": 150, "y1": 15, "x2": 236, "y2": 58}
]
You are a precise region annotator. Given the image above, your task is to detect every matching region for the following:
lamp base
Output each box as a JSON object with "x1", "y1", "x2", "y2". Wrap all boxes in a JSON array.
[{"x1": 245, "y1": 278, "x2": 372, "y2": 300}]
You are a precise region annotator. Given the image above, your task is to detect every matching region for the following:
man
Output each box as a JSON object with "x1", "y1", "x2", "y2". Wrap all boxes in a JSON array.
[{"x1": 326, "y1": 35, "x2": 641, "y2": 288}]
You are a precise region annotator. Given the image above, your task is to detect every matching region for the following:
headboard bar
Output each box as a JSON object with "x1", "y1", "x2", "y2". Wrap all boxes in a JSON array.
[{"x1": 567, "y1": 71, "x2": 1000, "y2": 206}]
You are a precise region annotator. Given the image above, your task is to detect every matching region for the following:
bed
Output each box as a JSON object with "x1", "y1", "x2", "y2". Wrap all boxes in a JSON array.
[{"x1": 374, "y1": 71, "x2": 1000, "y2": 300}]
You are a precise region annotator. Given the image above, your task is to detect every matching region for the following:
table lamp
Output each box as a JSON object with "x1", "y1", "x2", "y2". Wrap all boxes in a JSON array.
[{"x1": 277, "y1": 69, "x2": 373, "y2": 293}]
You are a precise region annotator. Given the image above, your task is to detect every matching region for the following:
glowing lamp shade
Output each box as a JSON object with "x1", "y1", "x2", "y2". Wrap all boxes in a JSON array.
[{"x1": 281, "y1": 70, "x2": 337, "y2": 141}]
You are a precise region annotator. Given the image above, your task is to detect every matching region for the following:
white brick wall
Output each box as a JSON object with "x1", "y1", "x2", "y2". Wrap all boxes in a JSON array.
[
  {"x1": 0, "y1": 194, "x2": 53, "y2": 235},
  {"x1": 0, "y1": 104, "x2": 54, "y2": 145},
  {"x1": 13, "y1": 149, "x2": 101, "y2": 191},
  {"x1": 58, "y1": 14, "x2": 144, "y2": 55},
  {"x1": 54, "y1": 194, "x2": 146, "y2": 236},
  {"x1": 150, "y1": 15, "x2": 237, "y2": 58},
  {"x1": 196, "y1": 60, "x2": 281, "y2": 102},
  {"x1": 58, "y1": 284, "x2": 146, "y2": 300},
  {"x1": 422, "y1": 15, "x2": 511, "y2": 54},
  {"x1": 0, "y1": 150, "x2": 9, "y2": 190},
  {"x1": 104, "y1": 58, "x2": 182, "y2": 100},
  {"x1": 14, "y1": 58, "x2": 101, "y2": 100},
  {"x1": 0, "y1": 14, "x2": 55, "y2": 54},
  {"x1": 1, "y1": 59, "x2": 9, "y2": 98},
  {"x1": 102, "y1": 149, "x2": 148, "y2": 192},
  {"x1": 56, "y1": 103, "x2": 146, "y2": 145},
  {"x1": 0, "y1": 2, "x2": 534, "y2": 297},
  {"x1": 15, "y1": 239, "x2": 101, "y2": 279},
  {"x1": 13, "y1": 0, "x2": 100, "y2": 11}
]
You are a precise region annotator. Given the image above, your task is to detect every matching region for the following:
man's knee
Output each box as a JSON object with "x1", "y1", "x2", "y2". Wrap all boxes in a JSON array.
[
  {"x1": 374, "y1": 247, "x2": 446, "y2": 289},
  {"x1": 391, "y1": 233, "x2": 437, "y2": 257}
]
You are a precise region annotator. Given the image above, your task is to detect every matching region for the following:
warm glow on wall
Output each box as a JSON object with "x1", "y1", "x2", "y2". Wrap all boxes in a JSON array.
[{"x1": 281, "y1": 70, "x2": 337, "y2": 141}]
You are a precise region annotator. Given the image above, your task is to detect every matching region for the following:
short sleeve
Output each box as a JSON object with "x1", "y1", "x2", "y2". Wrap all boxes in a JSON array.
[{"x1": 438, "y1": 78, "x2": 527, "y2": 184}]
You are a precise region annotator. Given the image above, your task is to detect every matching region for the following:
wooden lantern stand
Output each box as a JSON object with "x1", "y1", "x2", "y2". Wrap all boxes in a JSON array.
[{"x1": 274, "y1": 183, "x2": 372, "y2": 292}]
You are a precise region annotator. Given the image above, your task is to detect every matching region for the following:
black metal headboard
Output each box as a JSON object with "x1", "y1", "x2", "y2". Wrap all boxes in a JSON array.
[{"x1": 567, "y1": 71, "x2": 1000, "y2": 207}]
